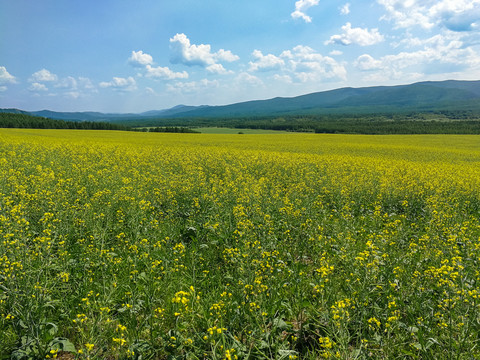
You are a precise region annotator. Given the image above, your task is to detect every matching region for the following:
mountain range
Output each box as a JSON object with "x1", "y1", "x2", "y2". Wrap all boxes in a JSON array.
[{"x1": 2, "y1": 80, "x2": 480, "y2": 122}]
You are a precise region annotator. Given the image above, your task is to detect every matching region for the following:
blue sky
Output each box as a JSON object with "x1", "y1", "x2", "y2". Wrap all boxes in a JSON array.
[{"x1": 1, "y1": 0, "x2": 479, "y2": 112}]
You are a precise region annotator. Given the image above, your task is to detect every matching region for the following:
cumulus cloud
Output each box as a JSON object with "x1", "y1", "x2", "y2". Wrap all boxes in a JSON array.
[
  {"x1": 245, "y1": 45, "x2": 346, "y2": 83},
  {"x1": 235, "y1": 72, "x2": 264, "y2": 86},
  {"x1": 128, "y1": 50, "x2": 154, "y2": 66},
  {"x1": 167, "y1": 78, "x2": 220, "y2": 94},
  {"x1": 249, "y1": 50, "x2": 285, "y2": 72},
  {"x1": 378, "y1": 0, "x2": 432, "y2": 29},
  {"x1": 78, "y1": 77, "x2": 96, "y2": 90},
  {"x1": 28, "y1": 82, "x2": 48, "y2": 92},
  {"x1": 65, "y1": 91, "x2": 80, "y2": 99},
  {"x1": 362, "y1": 69, "x2": 424, "y2": 83},
  {"x1": 99, "y1": 76, "x2": 137, "y2": 91},
  {"x1": 55, "y1": 76, "x2": 77, "y2": 89},
  {"x1": 145, "y1": 65, "x2": 189, "y2": 80},
  {"x1": 353, "y1": 33, "x2": 480, "y2": 81},
  {"x1": 216, "y1": 49, "x2": 240, "y2": 62},
  {"x1": 325, "y1": 23, "x2": 384, "y2": 46},
  {"x1": 431, "y1": 0, "x2": 480, "y2": 31},
  {"x1": 340, "y1": 3, "x2": 350, "y2": 15},
  {"x1": 169, "y1": 33, "x2": 239, "y2": 70},
  {"x1": 354, "y1": 54, "x2": 383, "y2": 70},
  {"x1": 273, "y1": 74, "x2": 293, "y2": 84},
  {"x1": 291, "y1": 0, "x2": 320, "y2": 23},
  {"x1": 378, "y1": 0, "x2": 480, "y2": 31},
  {"x1": 383, "y1": 35, "x2": 477, "y2": 69},
  {"x1": 283, "y1": 45, "x2": 347, "y2": 82},
  {"x1": 56, "y1": 76, "x2": 98, "y2": 97},
  {"x1": 206, "y1": 64, "x2": 233, "y2": 75},
  {"x1": 145, "y1": 87, "x2": 156, "y2": 95},
  {"x1": 329, "y1": 50, "x2": 343, "y2": 56},
  {"x1": 27, "y1": 73, "x2": 97, "y2": 97},
  {"x1": 30, "y1": 68, "x2": 57, "y2": 82},
  {"x1": 0, "y1": 66, "x2": 16, "y2": 84}
]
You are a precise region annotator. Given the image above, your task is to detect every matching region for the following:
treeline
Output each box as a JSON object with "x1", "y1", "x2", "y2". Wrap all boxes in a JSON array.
[
  {"x1": 111, "y1": 110, "x2": 480, "y2": 134},
  {"x1": 236, "y1": 119, "x2": 480, "y2": 134},
  {"x1": 314, "y1": 120, "x2": 480, "y2": 134},
  {"x1": 0, "y1": 112, "x2": 133, "y2": 131},
  {"x1": 115, "y1": 113, "x2": 480, "y2": 134},
  {"x1": 146, "y1": 126, "x2": 199, "y2": 133},
  {"x1": 3, "y1": 111, "x2": 480, "y2": 134}
]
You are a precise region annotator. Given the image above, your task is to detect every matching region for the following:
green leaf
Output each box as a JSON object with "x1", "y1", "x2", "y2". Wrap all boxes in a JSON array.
[
  {"x1": 413, "y1": 342, "x2": 423, "y2": 350},
  {"x1": 273, "y1": 318, "x2": 288, "y2": 330},
  {"x1": 45, "y1": 322, "x2": 58, "y2": 336},
  {"x1": 50, "y1": 337, "x2": 76, "y2": 353},
  {"x1": 278, "y1": 349, "x2": 298, "y2": 359},
  {"x1": 11, "y1": 349, "x2": 28, "y2": 360},
  {"x1": 259, "y1": 340, "x2": 269, "y2": 349},
  {"x1": 19, "y1": 320, "x2": 28, "y2": 329},
  {"x1": 407, "y1": 326, "x2": 419, "y2": 333}
]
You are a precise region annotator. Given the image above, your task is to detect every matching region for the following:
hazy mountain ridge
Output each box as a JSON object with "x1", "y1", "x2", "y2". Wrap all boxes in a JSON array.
[{"x1": 2, "y1": 80, "x2": 480, "y2": 121}]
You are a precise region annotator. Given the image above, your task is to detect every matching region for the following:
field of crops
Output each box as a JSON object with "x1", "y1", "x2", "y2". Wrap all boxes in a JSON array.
[{"x1": 1, "y1": 129, "x2": 480, "y2": 359}]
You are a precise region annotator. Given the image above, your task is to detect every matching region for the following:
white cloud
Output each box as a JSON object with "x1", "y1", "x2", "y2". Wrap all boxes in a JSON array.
[
  {"x1": 325, "y1": 23, "x2": 384, "y2": 46},
  {"x1": 249, "y1": 50, "x2": 285, "y2": 72},
  {"x1": 329, "y1": 50, "x2": 343, "y2": 56},
  {"x1": 362, "y1": 69, "x2": 424, "y2": 83},
  {"x1": 246, "y1": 45, "x2": 346, "y2": 83},
  {"x1": 273, "y1": 74, "x2": 293, "y2": 83},
  {"x1": 234, "y1": 45, "x2": 349, "y2": 84},
  {"x1": 291, "y1": 0, "x2": 320, "y2": 23},
  {"x1": 28, "y1": 74, "x2": 97, "y2": 98},
  {"x1": 30, "y1": 68, "x2": 57, "y2": 82},
  {"x1": 394, "y1": 32, "x2": 463, "y2": 50},
  {"x1": 78, "y1": 77, "x2": 96, "y2": 90},
  {"x1": 145, "y1": 65, "x2": 189, "y2": 80},
  {"x1": 340, "y1": 3, "x2": 350, "y2": 15},
  {"x1": 0, "y1": 66, "x2": 16, "y2": 84},
  {"x1": 206, "y1": 64, "x2": 233, "y2": 74},
  {"x1": 382, "y1": 35, "x2": 477, "y2": 69},
  {"x1": 378, "y1": 0, "x2": 480, "y2": 31},
  {"x1": 170, "y1": 33, "x2": 214, "y2": 66},
  {"x1": 353, "y1": 33, "x2": 480, "y2": 81},
  {"x1": 28, "y1": 82, "x2": 48, "y2": 92},
  {"x1": 145, "y1": 87, "x2": 156, "y2": 95},
  {"x1": 129, "y1": 50, "x2": 154, "y2": 66},
  {"x1": 216, "y1": 49, "x2": 240, "y2": 62},
  {"x1": 0, "y1": 86, "x2": 7, "y2": 92},
  {"x1": 167, "y1": 78, "x2": 220, "y2": 94},
  {"x1": 235, "y1": 72, "x2": 263, "y2": 86},
  {"x1": 99, "y1": 76, "x2": 137, "y2": 91},
  {"x1": 354, "y1": 54, "x2": 383, "y2": 70},
  {"x1": 282, "y1": 45, "x2": 347, "y2": 81},
  {"x1": 378, "y1": 0, "x2": 434, "y2": 29},
  {"x1": 169, "y1": 33, "x2": 239, "y2": 68},
  {"x1": 65, "y1": 91, "x2": 80, "y2": 99},
  {"x1": 55, "y1": 76, "x2": 77, "y2": 89}
]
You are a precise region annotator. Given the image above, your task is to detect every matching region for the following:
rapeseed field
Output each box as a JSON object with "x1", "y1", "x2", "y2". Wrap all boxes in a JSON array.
[{"x1": 1, "y1": 129, "x2": 480, "y2": 359}]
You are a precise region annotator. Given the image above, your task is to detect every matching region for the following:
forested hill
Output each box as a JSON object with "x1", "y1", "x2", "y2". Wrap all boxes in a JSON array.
[
  {"x1": 0, "y1": 112, "x2": 132, "y2": 130},
  {"x1": 160, "y1": 80, "x2": 480, "y2": 118}
]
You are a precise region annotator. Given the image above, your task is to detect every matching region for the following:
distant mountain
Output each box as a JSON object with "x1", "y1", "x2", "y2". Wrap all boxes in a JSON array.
[
  {"x1": 30, "y1": 110, "x2": 142, "y2": 121},
  {"x1": 2, "y1": 80, "x2": 479, "y2": 121},
  {"x1": 164, "y1": 80, "x2": 480, "y2": 118},
  {"x1": 139, "y1": 105, "x2": 208, "y2": 117},
  {"x1": 0, "y1": 108, "x2": 32, "y2": 115}
]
